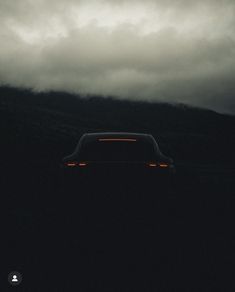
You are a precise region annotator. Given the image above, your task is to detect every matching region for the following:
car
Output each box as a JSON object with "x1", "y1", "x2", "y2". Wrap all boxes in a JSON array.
[
  {"x1": 60, "y1": 132, "x2": 176, "y2": 211},
  {"x1": 61, "y1": 132, "x2": 175, "y2": 178}
]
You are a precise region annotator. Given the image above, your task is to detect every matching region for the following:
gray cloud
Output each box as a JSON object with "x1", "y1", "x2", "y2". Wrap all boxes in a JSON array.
[{"x1": 0, "y1": 0, "x2": 235, "y2": 113}]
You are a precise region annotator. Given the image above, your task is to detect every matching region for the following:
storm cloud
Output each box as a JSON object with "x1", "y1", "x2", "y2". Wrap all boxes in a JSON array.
[{"x1": 0, "y1": 0, "x2": 235, "y2": 113}]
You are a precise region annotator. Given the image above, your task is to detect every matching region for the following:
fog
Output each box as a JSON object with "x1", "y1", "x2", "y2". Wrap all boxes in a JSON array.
[{"x1": 0, "y1": 0, "x2": 235, "y2": 113}]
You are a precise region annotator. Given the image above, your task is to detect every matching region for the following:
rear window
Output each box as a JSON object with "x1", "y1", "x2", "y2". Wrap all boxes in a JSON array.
[{"x1": 78, "y1": 139, "x2": 156, "y2": 162}]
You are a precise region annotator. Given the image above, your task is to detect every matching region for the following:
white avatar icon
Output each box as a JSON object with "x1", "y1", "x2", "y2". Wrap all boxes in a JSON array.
[{"x1": 12, "y1": 275, "x2": 18, "y2": 282}]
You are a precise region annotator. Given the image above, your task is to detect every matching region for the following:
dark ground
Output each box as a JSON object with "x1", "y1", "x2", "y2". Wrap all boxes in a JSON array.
[{"x1": 0, "y1": 87, "x2": 235, "y2": 291}]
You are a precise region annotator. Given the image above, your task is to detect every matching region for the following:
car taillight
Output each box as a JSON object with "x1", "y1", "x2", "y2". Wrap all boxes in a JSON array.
[
  {"x1": 148, "y1": 163, "x2": 157, "y2": 167},
  {"x1": 147, "y1": 162, "x2": 169, "y2": 168},
  {"x1": 78, "y1": 162, "x2": 87, "y2": 167},
  {"x1": 65, "y1": 162, "x2": 87, "y2": 167},
  {"x1": 159, "y1": 163, "x2": 169, "y2": 168},
  {"x1": 65, "y1": 162, "x2": 78, "y2": 167}
]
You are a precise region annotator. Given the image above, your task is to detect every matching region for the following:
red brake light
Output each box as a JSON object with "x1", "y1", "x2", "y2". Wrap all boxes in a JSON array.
[
  {"x1": 65, "y1": 162, "x2": 78, "y2": 167},
  {"x1": 159, "y1": 163, "x2": 169, "y2": 168},
  {"x1": 98, "y1": 138, "x2": 137, "y2": 142},
  {"x1": 147, "y1": 162, "x2": 169, "y2": 168},
  {"x1": 148, "y1": 163, "x2": 157, "y2": 167},
  {"x1": 78, "y1": 162, "x2": 87, "y2": 167},
  {"x1": 65, "y1": 162, "x2": 87, "y2": 167}
]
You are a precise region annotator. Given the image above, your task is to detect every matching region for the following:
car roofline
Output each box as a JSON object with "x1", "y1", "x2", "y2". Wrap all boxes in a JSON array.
[
  {"x1": 76, "y1": 132, "x2": 158, "y2": 151},
  {"x1": 63, "y1": 132, "x2": 171, "y2": 162}
]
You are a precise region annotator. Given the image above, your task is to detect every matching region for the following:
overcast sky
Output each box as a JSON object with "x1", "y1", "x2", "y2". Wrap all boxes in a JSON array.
[{"x1": 0, "y1": 0, "x2": 235, "y2": 113}]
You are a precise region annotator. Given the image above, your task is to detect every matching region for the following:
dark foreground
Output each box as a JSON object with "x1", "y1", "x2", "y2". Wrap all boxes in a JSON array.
[
  {"x1": 1, "y1": 163, "x2": 235, "y2": 292},
  {"x1": 1, "y1": 88, "x2": 235, "y2": 290}
]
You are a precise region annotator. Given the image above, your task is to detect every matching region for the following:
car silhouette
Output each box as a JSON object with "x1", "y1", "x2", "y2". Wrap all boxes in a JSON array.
[{"x1": 62, "y1": 132, "x2": 175, "y2": 177}]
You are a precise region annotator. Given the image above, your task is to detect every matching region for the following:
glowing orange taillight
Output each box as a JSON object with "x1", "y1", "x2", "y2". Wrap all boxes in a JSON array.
[
  {"x1": 65, "y1": 161, "x2": 87, "y2": 167},
  {"x1": 147, "y1": 162, "x2": 169, "y2": 168},
  {"x1": 65, "y1": 162, "x2": 78, "y2": 167},
  {"x1": 148, "y1": 163, "x2": 157, "y2": 167},
  {"x1": 98, "y1": 138, "x2": 137, "y2": 142},
  {"x1": 159, "y1": 163, "x2": 169, "y2": 168},
  {"x1": 78, "y1": 162, "x2": 87, "y2": 167}
]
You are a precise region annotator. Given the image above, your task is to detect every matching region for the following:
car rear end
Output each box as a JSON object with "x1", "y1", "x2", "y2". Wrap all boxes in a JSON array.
[{"x1": 61, "y1": 133, "x2": 175, "y2": 199}]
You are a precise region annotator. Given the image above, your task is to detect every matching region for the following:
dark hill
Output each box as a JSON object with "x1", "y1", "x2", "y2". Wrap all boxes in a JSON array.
[{"x1": 0, "y1": 86, "x2": 235, "y2": 166}]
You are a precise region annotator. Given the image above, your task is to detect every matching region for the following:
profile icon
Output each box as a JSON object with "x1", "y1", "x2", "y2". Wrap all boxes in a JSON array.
[
  {"x1": 8, "y1": 271, "x2": 22, "y2": 286},
  {"x1": 12, "y1": 275, "x2": 18, "y2": 282}
]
